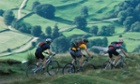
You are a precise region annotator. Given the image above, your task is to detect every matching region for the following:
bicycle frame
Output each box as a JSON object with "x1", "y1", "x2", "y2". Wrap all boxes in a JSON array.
[
  {"x1": 104, "y1": 55, "x2": 127, "y2": 70},
  {"x1": 26, "y1": 53, "x2": 60, "y2": 77}
]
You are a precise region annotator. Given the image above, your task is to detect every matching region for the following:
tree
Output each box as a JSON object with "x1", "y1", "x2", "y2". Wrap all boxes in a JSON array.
[
  {"x1": 0, "y1": 9, "x2": 4, "y2": 16},
  {"x1": 3, "y1": 10, "x2": 15, "y2": 25},
  {"x1": 89, "y1": 26, "x2": 98, "y2": 35},
  {"x1": 45, "y1": 26, "x2": 52, "y2": 38},
  {"x1": 81, "y1": 6, "x2": 88, "y2": 17},
  {"x1": 52, "y1": 24, "x2": 60, "y2": 39},
  {"x1": 102, "y1": 37, "x2": 108, "y2": 47},
  {"x1": 31, "y1": 25, "x2": 42, "y2": 37},
  {"x1": 52, "y1": 36, "x2": 69, "y2": 53},
  {"x1": 32, "y1": 1, "x2": 40, "y2": 11},
  {"x1": 35, "y1": 4, "x2": 55, "y2": 19},
  {"x1": 131, "y1": 21, "x2": 140, "y2": 32},
  {"x1": 74, "y1": 16, "x2": 87, "y2": 30},
  {"x1": 123, "y1": 16, "x2": 134, "y2": 31}
]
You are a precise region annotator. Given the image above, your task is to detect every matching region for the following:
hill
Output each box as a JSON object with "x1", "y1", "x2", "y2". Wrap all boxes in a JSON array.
[{"x1": 0, "y1": 53, "x2": 140, "y2": 84}]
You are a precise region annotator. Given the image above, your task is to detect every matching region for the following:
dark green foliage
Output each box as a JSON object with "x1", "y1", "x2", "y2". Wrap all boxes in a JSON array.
[
  {"x1": 35, "y1": 4, "x2": 55, "y2": 19},
  {"x1": 130, "y1": 21, "x2": 140, "y2": 32},
  {"x1": 51, "y1": 36, "x2": 69, "y2": 53},
  {"x1": 18, "y1": 22, "x2": 31, "y2": 33},
  {"x1": 119, "y1": 34, "x2": 123, "y2": 38},
  {"x1": 88, "y1": 38, "x2": 108, "y2": 47},
  {"x1": 117, "y1": 0, "x2": 140, "y2": 32},
  {"x1": 98, "y1": 25, "x2": 115, "y2": 36},
  {"x1": 27, "y1": 53, "x2": 36, "y2": 65},
  {"x1": 89, "y1": 26, "x2": 98, "y2": 35},
  {"x1": 123, "y1": 16, "x2": 134, "y2": 32},
  {"x1": 45, "y1": 26, "x2": 52, "y2": 38},
  {"x1": 81, "y1": 6, "x2": 88, "y2": 17},
  {"x1": 90, "y1": 48, "x2": 100, "y2": 54},
  {"x1": 52, "y1": 25, "x2": 60, "y2": 39},
  {"x1": 32, "y1": 1, "x2": 40, "y2": 11},
  {"x1": 102, "y1": 37, "x2": 108, "y2": 47},
  {"x1": 31, "y1": 25, "x2": 42, "y2": 37},
  {"x1": 74, "y1": 16, "x2": 87, "y2": 30},
  {"x1": 7, "y1": 48, "x2": 11, "y2": 52},
  {"x1": 3, "y1": 10, "x2": 15, "y2": 25},
  {"x1": 31, "y1": 42, "x2": 36, "y2": 47},
  {"x1": 0, "y1": 9, "x2": 4, "y2": 16}
]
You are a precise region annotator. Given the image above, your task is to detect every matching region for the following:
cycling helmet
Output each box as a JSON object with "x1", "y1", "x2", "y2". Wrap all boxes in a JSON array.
[
  {"x1": 83, "y1": 39, "x2": 89, "y2": 43},
  {"x1": 118, "y1": 38, "x2": 123, "y2": 43},
  {"x1": 46, "y1": 38, "x2": 52, "y2": 43}
]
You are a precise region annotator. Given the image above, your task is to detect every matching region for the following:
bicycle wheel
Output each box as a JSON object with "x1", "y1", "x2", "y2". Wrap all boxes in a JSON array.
[
  {"x1": 84, "y1": 64, "x2": 96, "y2": 71},
  {"x1": 104, "y1": 62, "x2": 113, "y2": 70},
  {"x1": 62, "y1": 63, "x2": 75, "y2": 74},
  {"x1": 119, "y1": 61, "x2": 128, "y2": 70},
  {"x1": 47, "y1": 61, "x2": 60, "y2": 76},
  {"x1": 26, "y1": 64, "x2": 39, "y2": 77}
]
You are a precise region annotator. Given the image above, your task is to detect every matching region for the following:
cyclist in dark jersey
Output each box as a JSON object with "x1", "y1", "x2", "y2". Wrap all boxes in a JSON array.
[
  {"x1": 35, "y1": 38, "x2": 53, "y2": 69},
  {"x1": 107, "y1": 38, "x2": 128, "y2": 65}
]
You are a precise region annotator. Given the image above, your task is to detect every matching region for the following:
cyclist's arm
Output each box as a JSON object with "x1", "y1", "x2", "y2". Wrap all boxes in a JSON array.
[
  {"x1": 47, "y1": 49, "x2": 53, "y2": 55},
  {"x1": 85, "y1": 48, "x2": 92, "y2": 57},
  {"x1": 121, "y1": 49, "x2": 128, "y2": 57}
]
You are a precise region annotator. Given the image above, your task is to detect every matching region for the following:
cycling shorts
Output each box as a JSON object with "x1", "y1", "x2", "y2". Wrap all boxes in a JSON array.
[
  {"x1": 107, "y1": 49, "x2": 119, "y2": 58},
  {"x1": 70, "y1": 50, "x2": 82, "y2": 59},
  {"x1": 35, "y1": 51, "x2": 45, "y2": 59}
]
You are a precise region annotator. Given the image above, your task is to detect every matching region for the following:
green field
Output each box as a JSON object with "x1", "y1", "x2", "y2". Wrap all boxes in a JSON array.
[
  {"x1": 0, "y1": 0, "x2": 139, "y2": 58},
  {"x1": 0, "y1": 0, "x2": 22, "y2": 10},
  {"x1": 0, "y1": 17, "x2": 7, "y2": 31},
  {"x1": 0, "y1": 31, "x2": 32, "y2": 53}
]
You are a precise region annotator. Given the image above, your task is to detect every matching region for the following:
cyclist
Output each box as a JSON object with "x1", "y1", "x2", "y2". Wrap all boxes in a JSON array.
[
  {"x1": 107, "y1": 38, "x2": 128, "y2": 65},
  {"x1": 35, "y1": 38, "x2": 54, "y2": 70},
  {"x1": 70, "y1": 39, "x2": 93, "y2": 70}
]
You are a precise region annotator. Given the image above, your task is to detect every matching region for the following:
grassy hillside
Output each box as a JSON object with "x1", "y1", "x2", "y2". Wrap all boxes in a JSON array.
[
  {"x1": 0, "y1": 53, "x2": 140, "y2": 84},
  {"x1": 0, "y1": 17, "x2": 7, "y2": 31},
  {"x1": 0, "y1": 0, "x2": 22, "y2": 10},
  {"x1": 0, "y1": 31, "x2": 32, "y2": 53}
]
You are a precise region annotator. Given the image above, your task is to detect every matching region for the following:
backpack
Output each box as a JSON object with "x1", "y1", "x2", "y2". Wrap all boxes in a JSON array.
[
  {"x1": 71, "y1": 40, "x2": 84, "y2": 50},
  {"x1": 39, "y1": 42, "x2": 46, "y2": 48},
  {"x1": 108, "y1": 41, "x2": 120, "y2": 49}
]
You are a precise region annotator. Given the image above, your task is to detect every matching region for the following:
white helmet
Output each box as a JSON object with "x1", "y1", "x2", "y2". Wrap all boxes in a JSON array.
[
  {"x1": 118, "y1": 38, "x2": 123, "y2": 43},
  {"x1": 46, "y1": 38, "x2": 52, "y2": 43}
]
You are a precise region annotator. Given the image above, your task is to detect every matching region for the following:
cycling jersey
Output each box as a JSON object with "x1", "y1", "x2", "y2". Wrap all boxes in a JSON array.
[
  {"x1": 71, "y1": 43, "x2": 87, "y2": 51},
  {"x1": 36, "y1": 43, "x2": 50, "y2": 52},
  {"x1": 35, "y1": 43, "x2": 50, "y2": 59}
]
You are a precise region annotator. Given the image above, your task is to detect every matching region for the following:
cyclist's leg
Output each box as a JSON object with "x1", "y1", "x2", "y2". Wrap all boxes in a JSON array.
[
  {"x1": 113, "y1": 50, "x2": 120, "y2": 65},
  {"x1": 108, "y1": 49, "x2": 114, "y2": 62},
  {"x1": 70, "y1": 50, "x2": 77, "y2": 64},
  {"x1": 75, "y1": 51, "x2": 83, "y2": 67},
  {"x1": 35, "y1": 52, "x2": 46, "y2": 69}
]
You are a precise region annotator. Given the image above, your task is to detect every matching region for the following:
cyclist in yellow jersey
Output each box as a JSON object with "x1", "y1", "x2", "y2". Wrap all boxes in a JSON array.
[{"x1": 70, "y1": 39, "x2": 93, "y2": 69}]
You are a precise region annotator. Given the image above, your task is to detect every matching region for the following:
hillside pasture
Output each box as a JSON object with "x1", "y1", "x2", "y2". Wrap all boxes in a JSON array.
[
  {"x1": 22, "y1": 0, "x2": 123, "y2": 29},
  {"x1": 23, "y1": 14, "x2": 70, "y2": 32},
  {"x1": 0, "y1": 17, "x2": 7, "y2": 31},
  {"x1": 0, "y1": 0, "x2": 22, "y2": 10},
  {"x1": 0, "y1": 31, "x2": 32, "y2": 53}
]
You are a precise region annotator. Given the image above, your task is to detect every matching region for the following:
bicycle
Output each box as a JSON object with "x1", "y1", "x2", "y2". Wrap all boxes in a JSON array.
[
  {"x1": 26, "y1": 53, "x2": 60, "y2": 77},
  {"x1": 103, "y1": 55, "x2": 128, "y2": 70},
  {"x1": 62, "y1": 55, "x2": 96, "y2": 74}
]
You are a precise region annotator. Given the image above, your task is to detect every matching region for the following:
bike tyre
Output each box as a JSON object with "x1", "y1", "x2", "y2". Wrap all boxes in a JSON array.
[
  {"x1": 47, "y1": 61, "x2": 60, "y2": 76},
  {"x1": 26, "y1": 64, "x2": 38, "y2": 77},
  {"x1": 62, "y1": 63, "x2": 75, "y2": 74}
]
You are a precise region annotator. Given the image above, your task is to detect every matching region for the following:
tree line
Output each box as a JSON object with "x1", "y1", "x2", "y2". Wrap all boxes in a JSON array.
[{"x1": 1, "y1": 1, "x2": 136, "y2": 53}]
